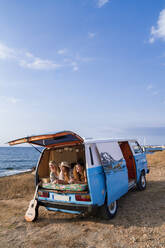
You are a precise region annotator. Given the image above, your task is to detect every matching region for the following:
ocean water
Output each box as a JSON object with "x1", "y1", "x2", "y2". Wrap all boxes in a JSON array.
[{"x1": 0, "y1": 147, "x2": 41, "y2": 177}]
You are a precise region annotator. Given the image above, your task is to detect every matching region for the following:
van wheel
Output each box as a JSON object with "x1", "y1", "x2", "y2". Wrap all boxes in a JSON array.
[
  {"x1": 137, "y1": 172, "x2": 146, "y2": 191},
  {"x1": 100, "y1": 200, "x2": 118, "y2": 220}
]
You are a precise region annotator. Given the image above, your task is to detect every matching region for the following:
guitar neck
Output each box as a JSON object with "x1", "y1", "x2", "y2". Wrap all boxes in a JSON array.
[{"x1": 33, "y1": 183, "x2": 41, "y2": 201}]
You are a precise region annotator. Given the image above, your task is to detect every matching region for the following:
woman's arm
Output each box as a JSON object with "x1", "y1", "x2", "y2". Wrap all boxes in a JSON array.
[
  {"x1": 84, "y1": 170, "x2": 87, "y2": 183},
  {"x1": 53, "y1": 179, "x2": 68, "y2": 184}
]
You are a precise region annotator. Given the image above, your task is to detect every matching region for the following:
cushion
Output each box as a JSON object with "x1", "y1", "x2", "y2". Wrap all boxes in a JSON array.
[{"x1": 42, "y1": 183, "x2": 88, "y2": 191}]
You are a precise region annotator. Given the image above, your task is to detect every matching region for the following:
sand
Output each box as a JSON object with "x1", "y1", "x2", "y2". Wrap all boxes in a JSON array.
[{"x1": 0, "y1": 151, "x2": 165, "y2": 248}]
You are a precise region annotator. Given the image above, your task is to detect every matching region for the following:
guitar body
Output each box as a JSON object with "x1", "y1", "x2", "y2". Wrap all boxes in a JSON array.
[{"x1": 25, "y1": 199, "x2": 38, "y2": 222}]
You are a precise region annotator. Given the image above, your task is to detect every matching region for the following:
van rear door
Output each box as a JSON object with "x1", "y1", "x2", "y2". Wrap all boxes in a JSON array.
[
  {"x1": 97, "y1": 142, "x2": 128, "y2": 205},
  {"x1": 8, "y1": 131, "x2": 83, "y2": 147}
]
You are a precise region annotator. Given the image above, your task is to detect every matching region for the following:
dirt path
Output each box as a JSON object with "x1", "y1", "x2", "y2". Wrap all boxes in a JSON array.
[{"x1": 0, "y1": 152, "x2": 165, "y2": 248}]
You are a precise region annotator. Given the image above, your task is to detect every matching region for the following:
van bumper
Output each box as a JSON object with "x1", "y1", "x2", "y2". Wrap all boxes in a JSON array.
[{"x1": 38, "y1": 200, "x2": 97, "y2": 214}]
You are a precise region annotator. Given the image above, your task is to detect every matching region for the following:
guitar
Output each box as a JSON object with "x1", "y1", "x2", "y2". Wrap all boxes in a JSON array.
[{"x1": 25, "y1": 183, "x2": 40, "y2": 222}]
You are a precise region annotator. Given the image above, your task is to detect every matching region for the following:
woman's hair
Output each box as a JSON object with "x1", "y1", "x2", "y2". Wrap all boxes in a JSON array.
[
  {"x1": 63, "y1": 167, "x2": 70, "y2": 183},
  {"x1": 73, "y1": 164, "x2": 85, "y2": 182},
  {"x1": 49, "y1": 160, "x2": 56, "y2": 166},
  {"x1": 49, "y1": 161, "x2": 60, "y2": 175}
]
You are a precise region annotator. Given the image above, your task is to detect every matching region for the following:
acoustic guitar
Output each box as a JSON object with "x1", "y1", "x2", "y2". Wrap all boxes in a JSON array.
[{"x1": 25, "y1": 183, "x2": 40, "y2": 222}]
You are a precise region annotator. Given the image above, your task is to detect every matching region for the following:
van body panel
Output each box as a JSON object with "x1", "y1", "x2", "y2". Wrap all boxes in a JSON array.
[
  {"x1": 87, "y1": 166, "x2": 106, "y2": 206},
  {"x1": 103, "y1": 159, "x2": 128, "y2": 205},
  {"x1": 134, "y1": 153, "x2": 148, "y2": 182},
  {"x1": 38, "y1": 192, "x2": 92, "y2": 205},
  {"x1": 96, "y1": 142, "x2": 129, "y2": 205}
]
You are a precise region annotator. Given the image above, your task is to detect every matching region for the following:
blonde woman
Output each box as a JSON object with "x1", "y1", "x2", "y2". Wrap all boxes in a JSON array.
[
  {"x1": 49, "y1": 161, "x2": 60, "y2": 183},
  {"x1": 73, "y1": 163, "x2": 87, "y2": 184}
]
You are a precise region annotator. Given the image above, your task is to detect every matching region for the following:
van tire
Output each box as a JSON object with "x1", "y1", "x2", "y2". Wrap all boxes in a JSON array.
[
  {"x1": 137, "y1": 172, "x2": 146, "y2": 191},
  {"x1": 100, "y1": 200, "x2": 118, "y2": 220}
]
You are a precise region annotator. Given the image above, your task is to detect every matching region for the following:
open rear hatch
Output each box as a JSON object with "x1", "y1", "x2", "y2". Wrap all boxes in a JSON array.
[
  {"x1": 8, "y1": 131, "x2": 89, "y2": 197},
  {"x1": 8, "y1": 131, "x2": 84, "y2": 147}
]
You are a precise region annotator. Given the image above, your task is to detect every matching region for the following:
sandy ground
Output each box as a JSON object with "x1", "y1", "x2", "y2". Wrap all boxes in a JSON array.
[{"x1": 0, "y1": 151, "x2": 165, "y2": 248}]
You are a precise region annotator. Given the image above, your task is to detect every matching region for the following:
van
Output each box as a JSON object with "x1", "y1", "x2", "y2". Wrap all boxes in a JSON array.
[{"x1": 8, "y1": 131, "x2": 149, "y2": 220}]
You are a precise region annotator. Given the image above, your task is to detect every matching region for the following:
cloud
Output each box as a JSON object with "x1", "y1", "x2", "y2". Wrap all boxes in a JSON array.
[
  {"x1": 70, "y1": 61, "x2": 79, "y2": 71},
  {"x1": 0, "y1": 42, "x2": 94, "y2": 72},
  {"x1": 152, "y1": 90, "x2": 159, "y2": 96},
  {"x1": 20, "y1": 57, "x2": 61, "y2": 70},
  {"x1": 0, "y1": 96, "x2": 21, "y2": 104},
  {"x1": 149, "y1": 9, "x2": 165, "y2": 43},
  {"x1": 0, "y1": 43, "x2": 16, "y2": 59},
  {"x1": 98, "y1": 0, "x2": 109, "y2": 8},
  {"x1": 146, "y1": 84, "x2": 153, "y2": 91},
  {"x1": 57, "y1": 49, "x2": 67, "y2": 55},
  {"x1": 0, "y1": 42, "x2": 61, "y2": 71},
  {"x1": 7, "y1": 97, "x2": 21, "y2": 104},
  {"x1": 88, "y1": 32, "x2": 96, "y2": 39},
  {"x1": 146, "y1": 84, "x2": 159, "y2": 96}
]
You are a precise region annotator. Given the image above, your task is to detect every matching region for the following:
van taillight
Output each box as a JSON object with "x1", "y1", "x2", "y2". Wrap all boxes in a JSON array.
[
  {"x1": 38, "y1": 191, "x2": 49, "y2": 198},
  {"x1": 75, "y1": 194, "x2": 91, "y2": 202}
]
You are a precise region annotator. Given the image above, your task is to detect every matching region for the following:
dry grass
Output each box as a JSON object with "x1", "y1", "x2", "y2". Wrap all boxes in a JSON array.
[
  {"x1": 147, "y1": 150, "x2": 165, "y2": 168},
  {"x1": 0, "y1": 172, "x2": 35, "y2": 200},
  {"x1": 0, "y1": 151, "x2": 165, "y2": 248}
]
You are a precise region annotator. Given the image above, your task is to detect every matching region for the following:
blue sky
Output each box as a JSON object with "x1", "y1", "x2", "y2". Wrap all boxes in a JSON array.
[{"x1": 0, "y1": 0, "x2": 165, "y2": 145}]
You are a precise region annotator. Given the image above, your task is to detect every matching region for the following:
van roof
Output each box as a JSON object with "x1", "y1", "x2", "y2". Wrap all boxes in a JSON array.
[{"x1": 84, "y1": 138, "x2": 137, "y2": 144}]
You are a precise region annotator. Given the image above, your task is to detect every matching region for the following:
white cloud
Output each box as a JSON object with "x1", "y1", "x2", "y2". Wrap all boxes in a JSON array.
[
  {"x1": 0, "y1": 43, "x2": 15, "y2": 59},
  {"x1": 57, "y1": 49, "x2": 67, "y2": 55},
  {"x1": 0, "y1": 96, "x2": 21, "y2": 104},
  {"x1": 25, "y1": 52, "x2": 34, "y2": 58},
  {"x1": 98, "y1": 0, "x2": 109, "y2": 8},
  {"x1": 19, "y1": 58, "x2": 61, "y2": 70},
  {"x1": 149, "y1": 9, "x2": 165, "y2": 43},
  {"x1": 88, "y1": 32, "x2": 96, "y2": 39},
  {"x1": 0, "y1": 42, "x2": 93, "y2": 72},
  {"x1": 146, "y1": 84, "x2": 153, "y2": 90},
  {"x1": 0, "y1": 42, "x2": 61, "y2": 71},
  {"x1": 71, "y1": 62, "x2": 79, "y2": 71},
  {"x1": 152, "y1": 90, "x2": 159, "y2": 96},
  {"x1": 146, "y1": 84, "x2": 159, "y2": 97}
]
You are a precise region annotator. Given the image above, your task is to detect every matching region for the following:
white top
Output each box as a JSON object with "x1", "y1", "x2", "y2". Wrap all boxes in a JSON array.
[
  {"x1": 59, "y1": 170, "x2": 73, "y2": 181},
  {"x1": 50, "y1": 172, "x2": 58, "y2": 182}
]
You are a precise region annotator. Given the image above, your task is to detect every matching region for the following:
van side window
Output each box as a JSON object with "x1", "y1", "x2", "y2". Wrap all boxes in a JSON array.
[
  {"x1": 89, "y1": 147, "x2": 94, "y2": 165},
  {"x1": 130, "y1": 141, "x2": 143, "y2": 154}
]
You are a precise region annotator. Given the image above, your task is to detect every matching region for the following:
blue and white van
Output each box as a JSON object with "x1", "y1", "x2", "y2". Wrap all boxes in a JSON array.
[{"x1": 9, "y1": 131, "x2": 149, "y2": 220}]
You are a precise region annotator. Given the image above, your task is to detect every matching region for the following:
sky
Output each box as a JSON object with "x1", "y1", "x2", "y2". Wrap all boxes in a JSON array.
[{"x1": 0, "y1": 0, "x2": 165, "y2": 145}]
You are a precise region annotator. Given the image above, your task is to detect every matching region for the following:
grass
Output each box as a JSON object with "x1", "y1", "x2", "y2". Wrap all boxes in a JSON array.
[{"x1": 0, "y1": 172, "x2": 35, "y2": 200}]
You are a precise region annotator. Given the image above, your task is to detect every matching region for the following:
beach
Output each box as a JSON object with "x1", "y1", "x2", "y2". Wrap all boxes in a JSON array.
[{"x1": 0, "y1": 151, "x2": 165, "y2": 248}]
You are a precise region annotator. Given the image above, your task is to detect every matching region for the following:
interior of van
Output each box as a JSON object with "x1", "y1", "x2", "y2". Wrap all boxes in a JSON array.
[
  {"x1": 38, "y1": 144, "x2": 88, "y2": 193},
  {"x1": 119, "y1": 141, "x2": 136, "y2": 182}
]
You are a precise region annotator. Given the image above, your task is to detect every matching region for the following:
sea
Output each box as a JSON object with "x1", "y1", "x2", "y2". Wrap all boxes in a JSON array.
[{"x1": 0, "y1": 147, "x2": 42, "y2": 177}]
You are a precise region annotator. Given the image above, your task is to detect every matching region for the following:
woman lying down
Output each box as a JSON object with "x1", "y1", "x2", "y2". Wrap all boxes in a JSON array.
[{"x1": 49, "y1": 161, "x2": 87, "y2": 185}]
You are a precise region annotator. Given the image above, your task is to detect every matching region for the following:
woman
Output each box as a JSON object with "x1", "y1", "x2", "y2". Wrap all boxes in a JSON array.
[
  {"x1": 54, "y1": 161, "x2": 72, "y2": 184},
  {"x1": 49, "y1": 161, "x2": 60, "y2": 183},
  {"x1": 73, "y1": 163, "x2": 87, "y2": 184}
]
